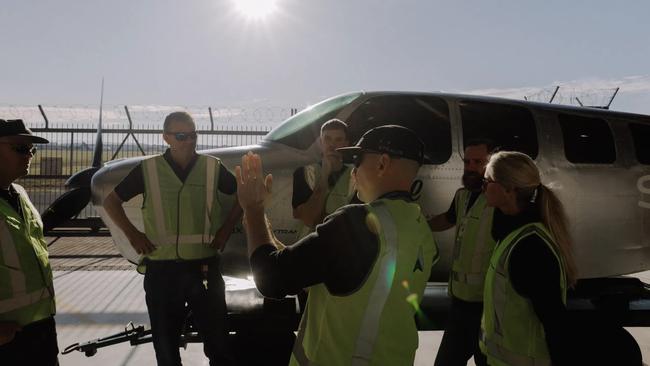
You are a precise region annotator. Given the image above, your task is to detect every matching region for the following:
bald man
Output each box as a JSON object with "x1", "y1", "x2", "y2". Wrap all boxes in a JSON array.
[{"x1": 236, "y1": 125, "x2": 439, "y2": 365}]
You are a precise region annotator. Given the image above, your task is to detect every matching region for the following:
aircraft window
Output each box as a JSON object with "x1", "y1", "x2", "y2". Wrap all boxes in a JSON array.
[
  {"x1": 345, "y1": 95, "x2": 452, "y2": 164},
  {"x1": 265, "y1": 92, "x2": 362, "y2": 149},
  {"x1": 460, "y1": 101, "x2": 538, "y2": 158},
  {"x1": 628, "y1": 123, "x2": 650, "y2": 165},
  {"x1": 558, "y1": 114, "x2": 615, "y2": 164}
]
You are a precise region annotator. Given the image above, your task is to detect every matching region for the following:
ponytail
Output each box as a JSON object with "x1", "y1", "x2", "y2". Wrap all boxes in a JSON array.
[{"x1": 537, "y1": 185, "x2": 577, "y2": 287}]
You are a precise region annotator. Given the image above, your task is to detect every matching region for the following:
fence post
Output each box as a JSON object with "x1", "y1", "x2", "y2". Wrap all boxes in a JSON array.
[
  {"x1": 124, "y1": 106, "x2": 133, "y2": 130},
  {"x1": 38, "y1": 105, "x2": 49, "y2": 129},
  {"x1": 69, "y1": 130, "x2": 74, "y2": 176},
  {"x1": 209, "y1": 107, "x2": 215, "y2": 131}
]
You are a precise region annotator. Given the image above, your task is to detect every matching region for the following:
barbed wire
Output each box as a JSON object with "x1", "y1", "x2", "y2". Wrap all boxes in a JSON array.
[
  {"x1": 525, "y1": 87, "x2": 619, "y2": 108},
  {"x1": 0, "y1": 104, "x2": 296, "y2": 129}
]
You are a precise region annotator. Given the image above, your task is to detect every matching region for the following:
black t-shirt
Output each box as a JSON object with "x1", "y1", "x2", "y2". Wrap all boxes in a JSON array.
[
  {"x1": 114, "y1": 149, "x2": 237, "y2": 202},
  {"x1": 444, "y1": 189, "x2": 481, "y2": 224},
  {"x1": 250, "y1": 191, "x2": 412, "y2": 299},
  {"x1": 291, "y1": 164, "x2": 359, "y2": 209}
]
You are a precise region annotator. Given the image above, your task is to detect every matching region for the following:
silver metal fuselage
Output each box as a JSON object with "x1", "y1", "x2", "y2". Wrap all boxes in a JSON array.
[{"x1": 91, "y1": 91, "x2": 650, "y2": 281}]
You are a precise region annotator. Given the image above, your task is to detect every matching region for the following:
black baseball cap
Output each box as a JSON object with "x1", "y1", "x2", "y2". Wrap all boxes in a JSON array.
[
  {"x1": 337, "y1": 125, "x2": 425, "y2": 165},
  {"x1": 0, "y1": 119, "x2": 49, "y2": 143}
]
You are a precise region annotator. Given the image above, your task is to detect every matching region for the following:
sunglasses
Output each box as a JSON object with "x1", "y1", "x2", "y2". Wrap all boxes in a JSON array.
[
  {"x1": 352, "y1": 150, "x2": 401, "y2": 168},
  {"x1": 166, "y1": 131, "x2": 197, "y2": 141},
  {"x1": 0, "y1": 142, "x2": 37, "y2": 156},
  {"x1": 352, "y1": 153, "x2": 365, "y2": 168},
  {"x1": 482, "y1": 177, "x2": 498, "y2": 190}
]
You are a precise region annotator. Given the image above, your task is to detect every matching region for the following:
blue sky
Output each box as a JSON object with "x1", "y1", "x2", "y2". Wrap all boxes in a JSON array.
[{"x1": 1, "y1": 0, "x2": 649, "y2": 113}]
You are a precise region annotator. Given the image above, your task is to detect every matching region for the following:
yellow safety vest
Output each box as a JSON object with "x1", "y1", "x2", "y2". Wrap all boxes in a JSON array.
[
  {"x1": 0, "y1": 184, "x2": 55, "y2": 326},
  {"x1": 297, "y1": 163, "x2": 355, "y2": 238},
  {"x1": 141, "y1": 154, "x2": 225, "y2": 261},
  {"x1": 449, "y1": 189, "x2": 496, "y2": 301},
  {"x1": 290, "y1": 198, "x2": 439, "y2": 366},
  {"x1": 480, "y1": 223, "x2": 567, "y2": 366}
]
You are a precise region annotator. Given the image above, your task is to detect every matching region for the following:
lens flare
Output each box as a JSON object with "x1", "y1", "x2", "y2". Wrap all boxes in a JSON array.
[{"x1": 232, "y1": 0, "x2": 278, "y2": 20}]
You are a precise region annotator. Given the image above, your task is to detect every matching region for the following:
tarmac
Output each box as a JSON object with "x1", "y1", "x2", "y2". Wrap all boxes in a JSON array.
[{"x1": 48, "y1": 236, "x2": 650, "y2": 365}]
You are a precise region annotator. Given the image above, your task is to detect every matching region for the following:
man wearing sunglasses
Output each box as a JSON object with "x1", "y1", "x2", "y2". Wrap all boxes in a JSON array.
[
  {"x1": 0, "y1": 119, "x2": 59, "y2": 365},
  {"x1": 292, "y1": 119, "x2": 357, "y2": 238},
  {"x1": 104, "y1": 111, "x2": 241, "y2": 365},
  {"x1": 428, "y1": 139, "x2": 496, "y2": 366},
  {"x1": 236, "y1": 125, "x2": 438, "y2": 365}
]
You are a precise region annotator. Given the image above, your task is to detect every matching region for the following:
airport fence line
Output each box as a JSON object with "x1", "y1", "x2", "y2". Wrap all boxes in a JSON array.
[{"x1": 5, "y1": 104, "x2": 294, "y2": 221}]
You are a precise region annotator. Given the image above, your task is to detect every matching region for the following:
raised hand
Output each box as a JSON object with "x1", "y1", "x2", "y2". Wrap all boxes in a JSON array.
[{"x1": 235, "y1": 152, "x2": 273, "y2": 213}]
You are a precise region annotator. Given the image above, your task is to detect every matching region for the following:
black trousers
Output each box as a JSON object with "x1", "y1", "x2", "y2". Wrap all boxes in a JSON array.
[
  {"x1": 434, "y1": 296, "x2": 487, "y2": 366},
  {"x1": 0, "y1": 316, "x2": 59, "y2": 366},
  {"x1": 144, "y1": 258, "x2": 232, "y2": 366}
]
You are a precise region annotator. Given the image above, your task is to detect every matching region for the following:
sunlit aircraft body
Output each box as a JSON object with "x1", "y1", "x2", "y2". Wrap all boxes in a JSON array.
[
  {"x1": 91, "y1": 91, "x2": 650, "y2": 281},
  {"x1": 58, "y1": 91, "x2": 650, "y2": 357}
]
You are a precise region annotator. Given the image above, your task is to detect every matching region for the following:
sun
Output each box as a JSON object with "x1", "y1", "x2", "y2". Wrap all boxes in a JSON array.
[{"x1": 232, "y1": 0, "x2": 279, "y2": 20}]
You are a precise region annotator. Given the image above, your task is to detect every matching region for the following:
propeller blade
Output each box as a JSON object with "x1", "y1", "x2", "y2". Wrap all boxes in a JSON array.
[
  {"x1": 41, "y1": 187, "x2": 91, "y2": 232},
  {"x1": 65, "y1": 167, "x2": 101, "y2": 189},
  {"x1": 92, "y1": 78, "x2": 104, "y2": 168}
]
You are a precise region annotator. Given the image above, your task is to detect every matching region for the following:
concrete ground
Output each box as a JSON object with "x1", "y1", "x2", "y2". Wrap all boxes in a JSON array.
[{"x1": 48, "y1": 237, "x2": 650, "y2": 365}]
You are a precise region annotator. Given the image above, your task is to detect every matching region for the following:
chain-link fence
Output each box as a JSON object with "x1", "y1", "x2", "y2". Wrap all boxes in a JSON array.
[{"x1": 4, "y1": 104, "x2": 293, "y2": 223}]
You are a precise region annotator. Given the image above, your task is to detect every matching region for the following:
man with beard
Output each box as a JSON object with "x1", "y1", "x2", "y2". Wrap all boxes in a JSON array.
[
  {"x1": 429, "y1": 139, "x2": 496, "y2": 366},
  {"x1": 292, "y1": 119, "x2": 357, "y2": 238}
]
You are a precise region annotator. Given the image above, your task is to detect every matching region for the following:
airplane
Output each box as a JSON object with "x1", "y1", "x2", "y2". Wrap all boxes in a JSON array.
[{"x1": 54, "y1": 91, "x2": 650, "y2": 360}]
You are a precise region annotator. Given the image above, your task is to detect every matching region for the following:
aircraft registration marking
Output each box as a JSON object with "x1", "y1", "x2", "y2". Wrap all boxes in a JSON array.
[{"x1": 638, "y1": 175, "x2": 650, "y2": 209}]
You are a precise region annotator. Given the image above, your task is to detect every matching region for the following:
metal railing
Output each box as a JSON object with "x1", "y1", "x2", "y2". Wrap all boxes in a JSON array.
[
  {"x1": 2, "y1": 106, "x2": 297, "y2": 223},
  {"x1": 17, "y1": 124, "x2": 272, "y2": 220}
]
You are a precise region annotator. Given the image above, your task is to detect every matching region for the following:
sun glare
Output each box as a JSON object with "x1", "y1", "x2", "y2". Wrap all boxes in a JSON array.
[{"x1": 232, "y1": 0, "x2": 278, "y2": 20}]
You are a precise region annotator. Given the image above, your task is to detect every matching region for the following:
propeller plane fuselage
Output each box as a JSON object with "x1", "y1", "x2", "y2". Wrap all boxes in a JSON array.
[{"x1": 87, "y1": 91, "x2": 650, "y2": 284}]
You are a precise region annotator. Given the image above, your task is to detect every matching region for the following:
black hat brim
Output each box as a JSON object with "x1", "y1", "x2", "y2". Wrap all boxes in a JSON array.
[{"x1": 14, "y1": 134, "x2": 49, "y2": 143}]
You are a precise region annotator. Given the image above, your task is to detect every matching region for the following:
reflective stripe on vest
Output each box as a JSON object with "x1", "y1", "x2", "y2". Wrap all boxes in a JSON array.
[
  {"x1": 0, "y1": 220, "x2": 26, "y2": 300},
  {"x1": 144, "y1": 157, "x2": 167, "y2": 240},
  {"x1": 0, "y1": 287, "x2": 52, "y2": 313},
  {"x1": 351, "y1": 202, "x2": 398, "y2": 366},
  {"x1": 292, "y1": 305, "x2": 316, "y2": 366},
  {"x1": 480, "y1": 334, "x2": 551, "y2": 366},
  {"x1": 143, "y1": 155, "x2": 219, "y2": 247},
  {"x1": 450, "y1": 189, "x2": 496, "y2": 301},
  {"x1": 481, "y1": 223, "x2": 566, "y2": 366}
]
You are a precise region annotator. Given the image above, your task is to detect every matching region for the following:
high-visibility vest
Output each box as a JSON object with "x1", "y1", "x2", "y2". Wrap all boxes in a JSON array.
[
  {"x1": 290, "y1": 198, "x2": 439, "y2": 366},
  {"x1": 449, "y1": 189, "x2": 496, "y2": 301},
  {"x1": 0, "y1": 184, "x2": 55, "y2": 326},
  {"x1": 297, "y1": 163, "x2": 355, "y2": 238},
  {"x1": 480, "y1": 223, "x2": 567, "y2": 366},
  {"x1": 141, "y1": 154, "x2": 225, "y2": 261}
]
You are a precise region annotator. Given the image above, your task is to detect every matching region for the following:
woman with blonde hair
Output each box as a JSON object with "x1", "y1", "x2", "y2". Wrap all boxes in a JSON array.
[{"x1": 478, "y1": 151, "x2": 641, "y2": 366}]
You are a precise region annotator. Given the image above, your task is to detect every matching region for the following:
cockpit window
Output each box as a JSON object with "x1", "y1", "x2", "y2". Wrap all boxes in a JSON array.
[
  {"x1": 345, "y1": 95, "x2": 452, "y2": 164},
  {"x1": 265, "y1": 92, "x2": 362, "y2": 149},
  {"x1": 460, "y1": 101, "x2": 538, "y2": 159},
  {"x1": 558, "y1": 113, "x2": 616, "y2": 164}
]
